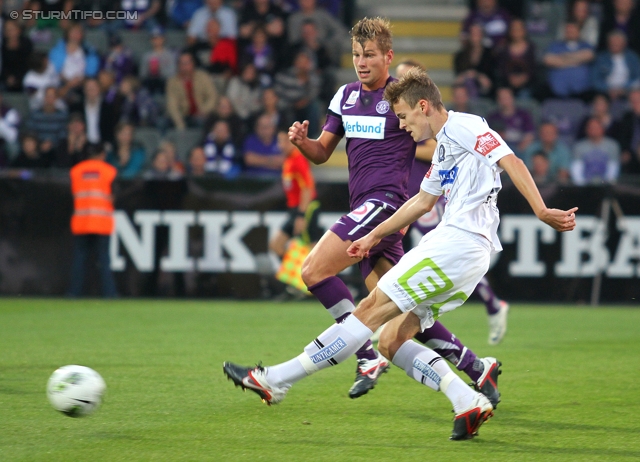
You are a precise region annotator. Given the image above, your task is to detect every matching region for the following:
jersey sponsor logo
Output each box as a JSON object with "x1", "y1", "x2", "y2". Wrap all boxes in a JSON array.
[
  {"x1": 342, "y1": 115, "x2": 386, "y2": 139},
  {"x1": 439, "y1": 166, "x2": 458, "y2": 186},
  {"x1": 438, "y1": 144, "x2": 445, "y2": 162},
  {"x1": 347, "y1": 201, "x2": 376, "y2": 222},
  {"x1": 474, "y1": 132, "x2": 501, "y2": 156},
  {"x1": 376, "y1": 100, "x2": 390, "y2": 114},
  {"x1": 310, "y1": 337, "x2": 347, "y2": 364},
  {"x1": 342, "y1": 90, "x2": 359, "y2": 109}
]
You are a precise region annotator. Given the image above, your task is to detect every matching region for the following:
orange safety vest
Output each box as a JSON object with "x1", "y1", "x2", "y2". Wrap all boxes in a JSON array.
[{"x1": 70, "y1": 159, "x2": 117, "y2": 235}]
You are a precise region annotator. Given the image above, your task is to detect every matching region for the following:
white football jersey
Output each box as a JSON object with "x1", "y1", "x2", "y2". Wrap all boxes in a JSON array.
[{"x1": 420, "y1": 111, "x2": 514, "y2": 252}]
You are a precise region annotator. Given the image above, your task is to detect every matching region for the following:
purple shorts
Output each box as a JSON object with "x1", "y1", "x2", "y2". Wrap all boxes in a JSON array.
[{"x1": 330, "y1": 198, "x2": 405, "y2": 280}]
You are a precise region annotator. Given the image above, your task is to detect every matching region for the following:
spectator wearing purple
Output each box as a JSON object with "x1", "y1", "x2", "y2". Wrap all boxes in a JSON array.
[
  {"x1": 495, "y1": 18, "x2": 537, "y2": 99},
  {"x1": 121, "y1": 0, "x2": 162, "y2": 31},
  {"x1": 571, "y1": 117, "x2": 621, "y2": 185},
  {"x1": 1, "y1": 20, "x2": 33, "y2": 92},
  {"x1": 543, "y1": 21, "x2": 595, "y2": 99},
  {"x1": 241, "y1": 26, "x2": 277, "y2": 86},
  {"x1": 140, "y1": 27, "x2": 177, "y2": 95},
  {"x1": 118, "y1": 76, "x2": 161, "y2": 127},
  {"x1": 188, "y1": 0, "x2": 237, "y2": 44},
  {"x1": 487, "y1": 86, "x2": 535, "y2": 155},
  {"x1": 0, "y1": 93, "x2": 20, "y2": 166},
  {"x1": 238, "y1": 0, "x2": 287, "y2": 61},
  {"x1": 611, "y1": 88, "x2": 640, "y2": 174},
  {"x1": 453, "y1": 22, "x2": 496, "y2": 98},
  {"x1": 242, "y1": 112, "x2": 283, "y2": 177},
  {"x1": 104, "y1": 34, "x2": 136, "y2": 83},
  {"x1": 592, "y1": 30, "x2": 640, "y2": 101},
  {"x1": 203, "y1": 119, "x2": 240, "y2": 177},
  {"x1": 461, "y1": 0, "x2": 511, "y2": 48}
]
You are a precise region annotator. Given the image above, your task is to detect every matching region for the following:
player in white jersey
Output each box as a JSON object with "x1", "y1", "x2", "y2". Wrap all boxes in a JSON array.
[{"x1": 223, "y1": 68, "x2": 577, "y2": 440}]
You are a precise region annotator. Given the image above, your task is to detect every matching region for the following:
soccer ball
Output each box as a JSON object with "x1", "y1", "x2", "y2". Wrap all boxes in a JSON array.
[{"x1": 46, "y1": 365, "x2": 106, "y2": 417}]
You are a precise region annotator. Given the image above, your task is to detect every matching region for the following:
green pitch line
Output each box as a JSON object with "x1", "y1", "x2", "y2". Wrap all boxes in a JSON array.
[{"x1": 0, "y1": 299, "x2": 639, "y2": 461}]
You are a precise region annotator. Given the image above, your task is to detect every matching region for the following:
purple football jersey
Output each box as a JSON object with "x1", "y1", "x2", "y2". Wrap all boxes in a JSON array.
[{"x1": 322, "y1": 77, "x2": 416, "y2": 210}]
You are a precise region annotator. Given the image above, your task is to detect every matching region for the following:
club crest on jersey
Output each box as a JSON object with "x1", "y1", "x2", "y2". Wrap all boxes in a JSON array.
[
  {"x1": 438, "y1": 144, "x2": 445, "y2": 162},
  {"x1": 342, "y1": 90, "x2": 359, "y2": 109},
  {"x1": 439, "y1": 166, "x2": 458, "y2": 186},
  {"x1": 474, "y1": 132, "x2": 500, "y2": 156},
  {"x1": 376, "y1": 100, "x2": 390, "y2": 114}
]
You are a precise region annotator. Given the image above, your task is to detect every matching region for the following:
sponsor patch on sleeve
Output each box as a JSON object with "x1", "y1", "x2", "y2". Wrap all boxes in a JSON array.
[
  {"x1": 425, "y1": 164, "x2": 434, "y2": 178},
  {"x1": 474, "y1": 132, "x2": 501, "y2": 156}
]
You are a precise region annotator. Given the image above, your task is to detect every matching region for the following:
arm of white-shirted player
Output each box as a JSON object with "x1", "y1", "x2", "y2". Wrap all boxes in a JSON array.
[{"x1": 498, "y1": 153, "x2": 578, "y2": 232}]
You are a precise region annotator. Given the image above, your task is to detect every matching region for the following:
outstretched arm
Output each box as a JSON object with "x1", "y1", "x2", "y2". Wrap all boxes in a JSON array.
[
  {"x1": 347, "y1": 189, "x2": 439, "y2": 258},
  {"x1": 498, "y1": 153, "x2": 577, "y2": 232}
]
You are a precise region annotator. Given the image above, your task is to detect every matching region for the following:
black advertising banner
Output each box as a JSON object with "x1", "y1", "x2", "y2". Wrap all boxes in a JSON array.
[{"x1": 0, "y1": 177, "x2": 638, "y2": 303}]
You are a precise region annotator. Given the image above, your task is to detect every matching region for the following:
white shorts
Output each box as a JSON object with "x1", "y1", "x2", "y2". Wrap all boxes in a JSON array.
[{"x1": 377, "y1": 225, "x2": 491, "y2": 331}]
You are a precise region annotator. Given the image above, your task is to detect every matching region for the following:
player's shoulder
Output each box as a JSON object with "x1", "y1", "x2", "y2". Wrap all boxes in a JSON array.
[{"x1": 443, "y1": 111, "x2": 489, "y2": 138}]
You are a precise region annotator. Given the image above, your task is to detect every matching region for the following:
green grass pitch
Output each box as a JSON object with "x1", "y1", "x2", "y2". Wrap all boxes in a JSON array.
[{"x1": 1, "y1": 298, "x2": 639, "y2": 461}]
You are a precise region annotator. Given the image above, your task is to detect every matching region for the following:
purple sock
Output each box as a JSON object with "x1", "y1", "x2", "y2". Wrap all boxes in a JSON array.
[
  {"x1": 413, "y1": 321, "x2": 483, "y2": 382},
  {"x1": 474, "y1": 276, "x2": 501, "y2": 315},
  {"x1": 308, "y1": 276, "x2": 377, "y2": 361}
]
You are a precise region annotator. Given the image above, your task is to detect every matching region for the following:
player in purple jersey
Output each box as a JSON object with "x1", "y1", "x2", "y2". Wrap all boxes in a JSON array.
[
  {"x1": 285, "y1": 18, "x2": 501, "y2": 401},
  {"x1": 396, "y1": 60, "x2": 510, "y2": 345}
]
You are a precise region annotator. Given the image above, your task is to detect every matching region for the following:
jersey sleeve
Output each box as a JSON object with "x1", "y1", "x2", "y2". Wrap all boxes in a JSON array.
[
  {"x1": 322, "y1": 84, "x2": 346, "y2": 136},
  {"x1": 419, "y1": 162, "x2": 443, "y2": 196},
  {"x1": 446, "y1": 115, "x2": 514, "y2": 166}
]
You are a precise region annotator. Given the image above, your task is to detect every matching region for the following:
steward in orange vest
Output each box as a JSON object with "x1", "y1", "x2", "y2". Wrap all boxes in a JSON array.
[{"x1": 68, "y1": 143, "x2": 118, "y2": 298}]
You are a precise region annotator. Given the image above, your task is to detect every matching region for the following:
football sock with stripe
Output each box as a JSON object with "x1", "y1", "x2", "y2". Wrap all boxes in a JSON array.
[
  {"x1": 266, "y1": 315, "x2": 373, "y2": 388},
  {"x1": 392, "y1": 340, "x2": 475, "y2": 413},
  {"x1": 308, "y1": 276, "x2": 378, "y2": 361}
]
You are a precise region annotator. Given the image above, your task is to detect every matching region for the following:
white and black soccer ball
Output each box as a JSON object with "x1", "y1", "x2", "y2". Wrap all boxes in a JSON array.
[{"x1": 46, "y1": 365, "x2": 106, "y2": 417}]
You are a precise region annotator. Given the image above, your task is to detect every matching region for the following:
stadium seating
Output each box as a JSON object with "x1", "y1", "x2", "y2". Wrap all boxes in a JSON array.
[
  {"x1": 164, "y1": 128, "x2": 202, "y2": 161},
  {"x1": 540, "y1": 98, "x2": 588, "y2": 146}
]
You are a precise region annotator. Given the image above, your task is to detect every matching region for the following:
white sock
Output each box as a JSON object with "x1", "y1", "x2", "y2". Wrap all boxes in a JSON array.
[
  {"x1": 266, "y1": 315, "x2": 373, "y2": 388},
  {"x1": 392, "y1": 340, "x2": 475, "y2": 413}
]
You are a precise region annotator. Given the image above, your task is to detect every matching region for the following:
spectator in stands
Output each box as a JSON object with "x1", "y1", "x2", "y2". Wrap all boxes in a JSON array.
[
  {"x1": 70, "y1": 78, "x2": 119, "y2": 144},
  {"x1": 203, "y1": 119, "x2": 240, "y2": 177},
  {"x1": 10, "y1": 132, "x2": 50, "y2": 169},
  {"x1": 188, "y1": 0, "x2": 237, "y2": 44},
  {"x1": 73, "y1": 0, "x2": 113, "y2": 30},
  {"x1": 274, "y1": 50, "x2": 321, "y2": 138},
  {"x1": 23, "y1": 51, "x2": 61, "y2": 111},
  {"x1": 611, "y1": 88, "x2": 640, "y2": 174},
  {"x1": 558, "y1": 0, "x2": 599, "y2": 48},
  {"x1": 103, "y1": 34, "x2": 136, "y2": 84},
  {"x1": 248, "y1": 87, "x2": 287, "y2": 135},
  {"x1": 118, "y1": 76, "x2": 161, "y2": 127},
  {"x1": 592, "y1": 30, "x2": 640, "y2": 101},
  {"x1": 577, "y1": 93, "x2": 616, "y2": 139},
  {"x1": 530, "y1": 150, "x2": 552, "y2": 185},
  {"x1": 543, "y1": 21, "x2": 595, "y2": 100},
  {"x1": 289, "y1": 19, "x2": 335, "y2": 104},
  {"x1": 188, "y1": 18, "x2": 238, "y2": 81},
  {"x1": 167, "y1": 0, "x2": 204, "y2": 29},
  {"x1": 495, "y1": 18, "x2": 537, "y2": 99},
  {"x1": 242, "y1": 112, "x2": 283, "y2": 177},
  {"x1": 572, "y1": 117, "x2": 621, "y2": 185},
  {"x1": 97, "y1": 70, "x2": 124, "y2": 114},
  {"x1": 166, "y1": 51, "x2": 218, "y2": 130},
  {"x1": 522, "y1": 121, "x2": 572, "y2": 183},
  {"x1": 447, "y1": 83, "x2": 493, "y2": 117},
  {"x1": 54, "y1": 112, "x2": 87, "y2": 168},
  {"x1": 140, "y1": 27, "x2": 177, "y2": 95},
  {"x1": 287, "y1": 0, "x2": 348, "y2": 64},
  {"x1": 121, "y1": 0, "x2": 162, "y2": 31},
  {"x1": 157, "y1": 139, "x2": 185, "y2": 173},
  {"x1": 106, "y1": 121, "x2": 146, "y2": 178},
  {"x1": 143, "y1": 149, "x2": 184, "y2": 179},
  {"x1": 187, "y1": 145, "x2": 206, "y2": 176},
  {"x1": 227, "y1": 62, "x2": 263, "y2": 121},
  {"x1": 25, "y1": 86, "x2": 69, "y2": 155},
  {"x1": 49, "y1": 23, "x2": 101, "y2": 102},
  {"x1": 453, "y1": 22, "x2": 496, "y2": 98},
  {"x1": 461, "y1": 0, "x2": 511, "y2": 48},
  {"x1": 487, "y1": 86, "x2": 535, "y2": 155},
  {"x1": 1, "y1": 20, "x2": 33, "y2": 92},
  {"x1": 0, "y1": 92, "x2": 21, "y2": 166},
  {"x1": 598, "y1": 0, "x2": 640, "y2": 55},
  {"x1": 241, "y1": 26, "x2": 277, "y2": 87},
  {"x1": 202, "y1": 95, "x2": 245, "y2": 147},
  {"x1": 238, "y1": 0, "x2": 287, "y2": 61}
]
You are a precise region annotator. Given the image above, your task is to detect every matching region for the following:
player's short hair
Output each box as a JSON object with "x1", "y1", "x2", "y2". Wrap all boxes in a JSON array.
[
  {"x1": 397, "y1": 59, "x2": 425, "y2": 71},
  {"x1": 384, "y1": 67, "x2": 444, "y2": 111},
  {"x1": 351, "y1": 17, "x2": 393, "y2": 54}
]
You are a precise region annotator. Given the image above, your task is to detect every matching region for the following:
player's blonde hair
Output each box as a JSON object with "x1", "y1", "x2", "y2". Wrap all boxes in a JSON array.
[
  {"x1": 384, "y1": 67, "x2": 444, "y2": 110},
  {"x1": 350, "y1": 17, "x2": 393, "y2": 54}
]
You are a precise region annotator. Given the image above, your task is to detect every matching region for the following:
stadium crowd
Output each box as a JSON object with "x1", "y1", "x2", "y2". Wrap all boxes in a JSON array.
[{"x1": 0, "y1": 0, "x2": 639, "y2": 186}]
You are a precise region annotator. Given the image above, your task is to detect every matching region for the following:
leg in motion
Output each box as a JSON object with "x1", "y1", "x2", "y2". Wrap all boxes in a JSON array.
[{"x1": 474, "y1": 276, "x2": 509, "y2": 345}]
